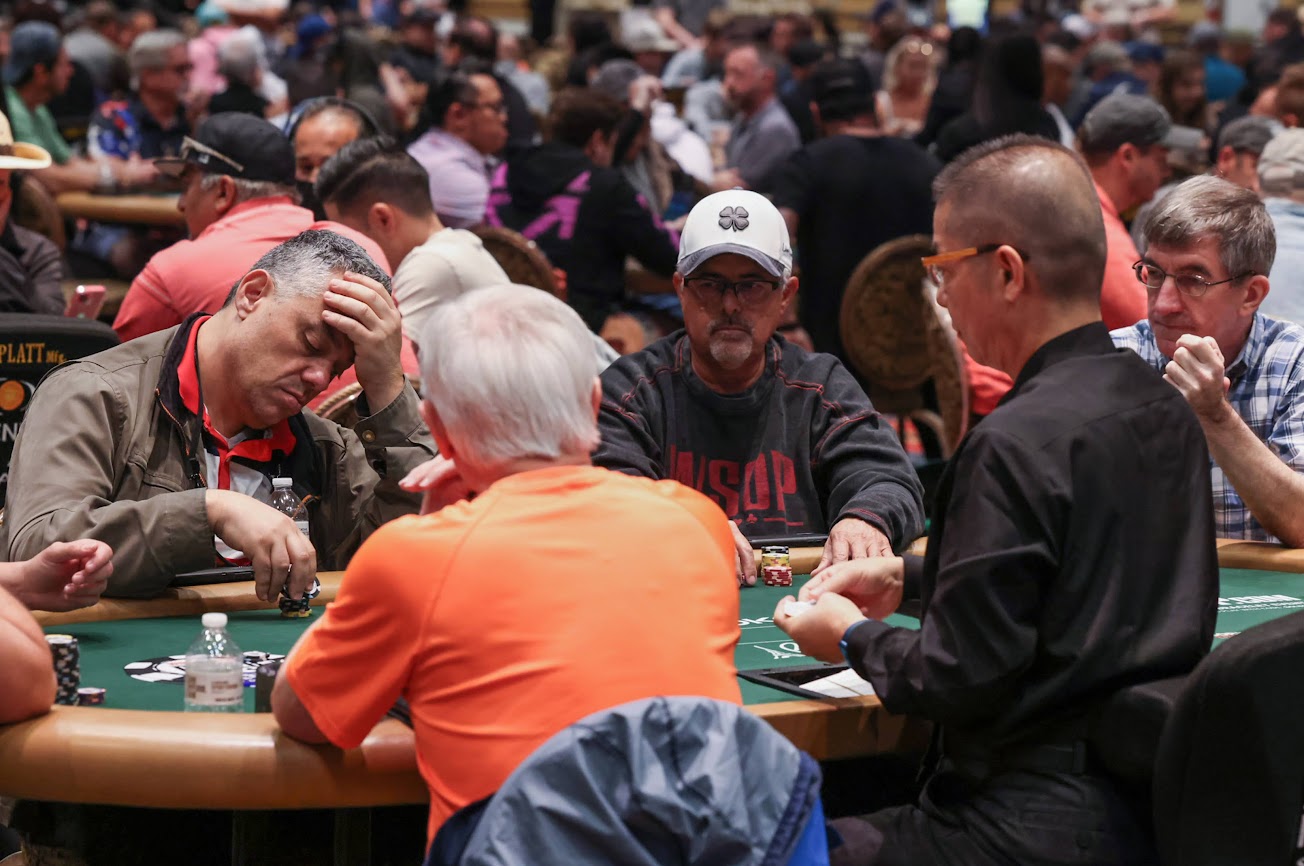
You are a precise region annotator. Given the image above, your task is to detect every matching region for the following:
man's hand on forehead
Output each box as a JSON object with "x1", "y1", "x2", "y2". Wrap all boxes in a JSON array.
[{"x1": 322, "y1": 270, "x2": 406, "y2": 411}]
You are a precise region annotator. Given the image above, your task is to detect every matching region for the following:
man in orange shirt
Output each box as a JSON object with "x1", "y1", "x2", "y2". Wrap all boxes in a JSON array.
[
  {"x1": 272, "y1": 285, "x2": 742, "y2": 848},
  {"x1": 113, "y1": 113, "x2": 391, "y2": 342}
]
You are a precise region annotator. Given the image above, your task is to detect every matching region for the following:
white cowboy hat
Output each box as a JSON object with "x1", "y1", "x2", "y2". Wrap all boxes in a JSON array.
[{"x1": 0, "y1": 113, "x2": 52, "y2": 170}]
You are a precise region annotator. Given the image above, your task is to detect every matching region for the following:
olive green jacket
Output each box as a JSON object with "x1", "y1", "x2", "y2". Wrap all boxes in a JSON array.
[{"x1": 1, "y1": 316, "x2": 435, "y2": 597}]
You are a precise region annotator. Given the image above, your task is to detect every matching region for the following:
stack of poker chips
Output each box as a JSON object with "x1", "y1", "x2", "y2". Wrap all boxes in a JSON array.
[
  {"x1": 46, "y1": 634, "x2": 80, "y2": 705},
  {"x1": 761, "y1": 546, "x2": 793, "y2": 587},
  {"x1": 243, "y1": 651, "x2": 270, "y2": 686},
  {"x1": 77, "y1": 687, "x2": 106, "y2": 705},
  {"x1": 278, "y1": 576, "x2": 322, "y2": 618}
]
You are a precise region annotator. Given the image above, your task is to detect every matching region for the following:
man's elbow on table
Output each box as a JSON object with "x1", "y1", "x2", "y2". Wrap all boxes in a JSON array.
[{"x1": 271, "y1": 668, "x2": 331, "y2": 745}]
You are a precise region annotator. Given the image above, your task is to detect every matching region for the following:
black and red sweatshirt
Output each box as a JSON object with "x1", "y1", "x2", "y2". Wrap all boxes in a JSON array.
[{"x1": 593, "y1": 331, "x2": 926, "y2": 550}]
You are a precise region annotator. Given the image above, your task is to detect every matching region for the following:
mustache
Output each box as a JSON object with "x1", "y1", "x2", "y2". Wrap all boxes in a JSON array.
[{"x1": 709, "y1": 316, "x2": 752, "y2": 335}]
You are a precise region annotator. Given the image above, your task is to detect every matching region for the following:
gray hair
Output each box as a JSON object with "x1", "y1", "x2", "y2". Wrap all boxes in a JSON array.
[
  {"x1": 128, "y1": 29, "x2": 186, "y2": 79},
  {"x1": 1142, "y1": 175, "x2": 1276, "y2": 277},
  {"x1": 199, "y1": 172, "x2": 299, "y2": 207},
  {"x1": 217, "y1": 27, "x2": 264, "y2": 86},
  {"x1": 417, "y1": 285, "x2": 600, "y2": 472},
  {"x1": 224, "y1": 229, "x2": 390, "y2": 305}
]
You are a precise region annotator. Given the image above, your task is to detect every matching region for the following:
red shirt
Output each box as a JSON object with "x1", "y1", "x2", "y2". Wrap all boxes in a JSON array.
[
  {"x1": 113, "y1": 198, "x2": 392, "y2": 342},
  {"x1": 961, "y1": 185, "x2": 1152, "y2": 417}
]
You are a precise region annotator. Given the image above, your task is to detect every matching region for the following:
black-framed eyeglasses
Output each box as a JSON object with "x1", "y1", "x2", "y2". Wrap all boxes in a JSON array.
[
  {"x1": 1132, "y1": 261, "x2": 1255, "y2": 298},
  {"x1": 920, "y1": 242, "x2": 1030, "y2": 287},
  {"x1": 683, "y1": 276, "x2": 782, "y2": 307}
]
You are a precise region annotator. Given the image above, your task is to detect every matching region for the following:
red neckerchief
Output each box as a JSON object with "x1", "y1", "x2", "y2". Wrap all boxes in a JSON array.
[{"x1": 176, "y1": 315, "x2": 297, "y2": 489}]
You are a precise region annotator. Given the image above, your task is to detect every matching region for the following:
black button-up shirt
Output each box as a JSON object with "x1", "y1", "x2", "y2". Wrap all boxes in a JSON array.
[{"x1": 846, "y1": 322, "x2": 1219, "y2": 749}]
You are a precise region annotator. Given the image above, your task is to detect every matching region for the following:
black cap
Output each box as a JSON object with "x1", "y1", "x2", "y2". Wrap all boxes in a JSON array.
[
  {"x1": 155, "y1": 112, "x2": 295, "y2": 184},
  {"x1": 809, "y1": 58, "x2": 874, "y2": 119}
]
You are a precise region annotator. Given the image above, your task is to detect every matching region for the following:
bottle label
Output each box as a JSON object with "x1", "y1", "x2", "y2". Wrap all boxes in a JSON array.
[
  {"x1": 186, "y1": 669, "x2": 243, "y2": 707},
  {"x1": 295, "y1": 519, "x2": 310, "y2": 540}
]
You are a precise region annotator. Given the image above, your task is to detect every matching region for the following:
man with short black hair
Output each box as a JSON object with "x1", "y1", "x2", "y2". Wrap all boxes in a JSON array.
[
  {"x1": 113, "y1": 112, "x2": 389, "y2": 341},
  {"x1": 778, "y1": 135, "x2": 1217, "y2": 865},
  {"x1": 771, "y1": 58, "x2": 939, "y2": 360},
  {"x1": 4, "y1": 230, "x2": 434, "y2": 599},
  {"x1": 319, "y1": 136, "x2": 619, "y2": 371},
  {"x1": 595, "y1": 190, "x2": 925, "y2": 585},
  {"x1": 407, "y1": 69, "x2": 507, "y2": 229},
  {"x1": 441, "y1": 15, "x2": 538, "y2": 148}
]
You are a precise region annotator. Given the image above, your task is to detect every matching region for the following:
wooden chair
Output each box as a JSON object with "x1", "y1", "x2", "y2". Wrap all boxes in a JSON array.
[
  {"x1": 470, "y1": 225, "x2": 562, "y2": 298},
  {"x1": 839, "y1": 234, "x2": 969, "y2": 458},
  {"x1": 315, "y1": 382, "x2": 364, "y2": 428}
]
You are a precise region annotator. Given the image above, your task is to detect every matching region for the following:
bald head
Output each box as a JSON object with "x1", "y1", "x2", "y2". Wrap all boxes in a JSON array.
[{"x1": 934, "y1": 135, "x2": 1106, "y2": 307}]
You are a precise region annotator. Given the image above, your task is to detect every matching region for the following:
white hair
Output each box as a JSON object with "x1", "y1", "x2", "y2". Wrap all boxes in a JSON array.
[
  {"x1": 199, "y1": 172, "x2": 299, "y2": 206},
  {"x1": 218, "y1": 26, "x2": 266, "y2": 86},
  {"x1": 128, "y1": 29, "x2": 186, "y2": 88},
  {"x1": 418, "y1": 285, "x2": 600, "y2": 472}
]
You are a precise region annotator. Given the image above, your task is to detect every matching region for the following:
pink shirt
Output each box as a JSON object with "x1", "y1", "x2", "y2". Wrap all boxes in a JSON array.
[
  {"x1": 1095, "y1": 181, "x2": 1149, "y2": 332},
  {"x1": 114, "y1": 197, "x2": 392, "y2": 342}
]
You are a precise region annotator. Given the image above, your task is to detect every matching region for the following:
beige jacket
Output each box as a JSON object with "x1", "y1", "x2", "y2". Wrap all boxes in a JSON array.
[{"x1": 0, "y1": 316, "x2": 436, "y2": 597}]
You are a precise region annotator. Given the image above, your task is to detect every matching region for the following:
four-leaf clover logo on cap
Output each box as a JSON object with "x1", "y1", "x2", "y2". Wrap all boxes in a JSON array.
[{"x1": 718, "y1": 205, "x2": 750, "y2": 231}]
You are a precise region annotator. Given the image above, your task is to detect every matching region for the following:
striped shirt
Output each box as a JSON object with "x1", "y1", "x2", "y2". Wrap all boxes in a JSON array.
[{"x1": 1111, "y1": 313, "x2": 1304, "y2": 542}]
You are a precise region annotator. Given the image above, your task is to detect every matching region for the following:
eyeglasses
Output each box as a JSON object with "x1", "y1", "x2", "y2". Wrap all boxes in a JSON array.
[
  {"x1": 466, "y1": 100, "x2": 507, "y2": 116},
  {"x1": 920, "y1": 243, "x2": 1030, "y2": 287},
  {"x1": 683, "y1": 276, "x2": 781, "y2": 306},
  {"x1": 178, "y1": 136, "x2": 244, "y2": 174},
  {"x1": 1131, "y1": 261, "x2": 1255, "y2": 298}
]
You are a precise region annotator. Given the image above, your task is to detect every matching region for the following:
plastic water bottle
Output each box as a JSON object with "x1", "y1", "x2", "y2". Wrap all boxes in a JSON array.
[
  {"x1": 184, "y1": 612, "x2": 244, "y2": 712},
  {"x1": 270, "y1": 477, "x2": 308, "y2": 539}
]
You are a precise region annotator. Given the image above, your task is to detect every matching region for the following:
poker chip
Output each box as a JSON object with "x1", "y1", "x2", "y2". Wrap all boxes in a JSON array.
[
  {"x1": 761, "y1": 546, "x2": 791, "y2": 570},
  {"x1": 77, "y1": 686, "x2": 106, "y2": 706},
  {"x1": 763, "y1": 565, "x2": 794, "y2": 587},
  {"x1": 278, "y1": 577, "x2": 320, "y2": 618},
  {"x1": 46, "y1": 634, "x2": 80, "y2": 705}
]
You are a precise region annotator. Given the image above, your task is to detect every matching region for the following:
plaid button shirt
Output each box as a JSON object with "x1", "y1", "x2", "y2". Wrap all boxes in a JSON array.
[{"x1": 1111, "y1": 313, "x2": 1304, "y2": 542}]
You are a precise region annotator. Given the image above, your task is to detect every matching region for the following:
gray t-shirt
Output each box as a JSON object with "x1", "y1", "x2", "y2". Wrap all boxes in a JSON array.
[
  {"x1": 725, "y1": 98, "x2": 801, "y2": 191},
  {"x1": 652, "y1": 0, "x2": 725, "y2": 36}
]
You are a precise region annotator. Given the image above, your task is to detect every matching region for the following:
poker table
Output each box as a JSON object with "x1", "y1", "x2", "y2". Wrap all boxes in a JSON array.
[
  {"x1": 1, "y1": 541, "x2": 1301, "y2": 831},
  {"x1": 55, "y1": 191, "x2": 184, "y2": 227}
]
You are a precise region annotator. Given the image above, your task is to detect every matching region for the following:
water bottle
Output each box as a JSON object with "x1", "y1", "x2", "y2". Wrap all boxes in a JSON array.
[
  {"x1": 269, "y1": 477, "x2": 308, "y2": 540},
  {"x1": 184, "y1": 612, "x2": 244, "y2": 712}
]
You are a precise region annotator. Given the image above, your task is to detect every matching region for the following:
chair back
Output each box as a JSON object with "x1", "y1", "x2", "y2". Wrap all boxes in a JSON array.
[
  {"x1": 470, "y1": 225, "x2": 562, "y2": 299},
  {"x1": 1152, "y1": 611, "x2": 1304, "y2": 865},
  {"x1": 839, "y1": 235, "x2": 969, "y2": 457},
  {"x1": 428, "y1": 696, "x2": 827, "y2": 866},
  {"x1": 0, "y1": 315, "x2": 118, "y2": 504},
  {"x1": 315, "y1": 382, "x2": 364, "y2": 428}
]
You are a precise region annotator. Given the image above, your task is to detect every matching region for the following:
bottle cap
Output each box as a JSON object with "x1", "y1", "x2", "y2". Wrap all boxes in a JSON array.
[
  {"x1": 202, "y1": 612, "x2": 228, "y2": 629},
  {"x1": 272, "y1": 477, "x2": 293, "y2": 489}
]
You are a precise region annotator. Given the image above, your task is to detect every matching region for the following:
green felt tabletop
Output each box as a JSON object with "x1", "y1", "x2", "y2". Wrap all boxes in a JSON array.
[{"x1": 44, "y1": 568, "x2": 1304, "y2": 713}]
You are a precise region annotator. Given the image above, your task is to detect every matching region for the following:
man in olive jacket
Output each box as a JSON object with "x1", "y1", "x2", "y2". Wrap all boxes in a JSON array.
[{"x1": 1, "y1": 230, "x2": 435, "y2": 599}]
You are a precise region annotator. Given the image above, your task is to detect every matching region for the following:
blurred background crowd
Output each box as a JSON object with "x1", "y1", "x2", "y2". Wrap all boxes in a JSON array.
[{"x1": 3, "y1": 0, "x2": 1304, "y2": 413}]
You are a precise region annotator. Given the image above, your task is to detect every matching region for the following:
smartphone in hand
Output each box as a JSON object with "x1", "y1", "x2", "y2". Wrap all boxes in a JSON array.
[{"x1": 64, "y1": 284, "x2": 106, "y2": 320}]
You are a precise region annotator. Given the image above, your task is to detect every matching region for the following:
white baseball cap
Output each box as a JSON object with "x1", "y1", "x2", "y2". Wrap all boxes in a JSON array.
[{"x1": 677, "y1": 189, "x2": 793, "y2": 280}]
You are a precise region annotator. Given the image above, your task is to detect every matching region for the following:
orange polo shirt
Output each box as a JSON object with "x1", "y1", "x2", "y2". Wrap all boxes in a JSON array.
[{"x1": 284, "y1": 465, "x2": 742, "y2": 845}]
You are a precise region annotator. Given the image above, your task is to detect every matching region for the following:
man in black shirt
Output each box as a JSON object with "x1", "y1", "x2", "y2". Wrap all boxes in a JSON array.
[
  {"x1": 775, "y1": 136, "x2": 1218, "y2": 864},
  {"x1": 771, "y1": 58, "x2": 940, "y2": 361},
  {"x1": 594, "y1": 189, "x2": 925, "y2": 585}
]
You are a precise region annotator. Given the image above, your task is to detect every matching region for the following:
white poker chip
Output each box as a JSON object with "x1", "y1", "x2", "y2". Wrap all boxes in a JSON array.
[{"x1": 783, "y1": 600, "x2": 814, "y2": 618}]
